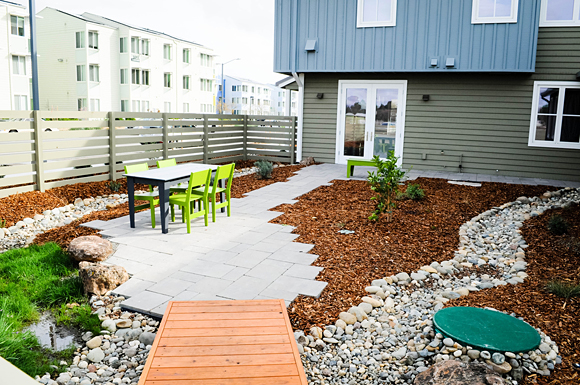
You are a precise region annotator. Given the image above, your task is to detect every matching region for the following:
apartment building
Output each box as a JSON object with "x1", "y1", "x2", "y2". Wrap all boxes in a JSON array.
[
  {"x1": 216, "y1": 74, "x2": 297, "y2": 116},
  {"x1": 36, "y1": 8, "x2": 215, "y2": 113},
  {"x1": 0, "y1": 0, "x2": 32, "y2": 110}
]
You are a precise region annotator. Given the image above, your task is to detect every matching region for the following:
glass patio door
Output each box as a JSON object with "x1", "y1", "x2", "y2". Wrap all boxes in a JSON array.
[{"x1": 337, "y1": 81, "x2": 406, "y2": 164}]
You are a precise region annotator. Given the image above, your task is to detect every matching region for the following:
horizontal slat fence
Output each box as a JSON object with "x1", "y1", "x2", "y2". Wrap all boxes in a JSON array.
[{"x1": 0, "y1": 111, "x2": 296, "y2": 198}]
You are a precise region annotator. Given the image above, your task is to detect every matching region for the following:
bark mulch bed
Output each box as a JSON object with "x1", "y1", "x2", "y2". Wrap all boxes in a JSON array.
[
  {"x1": 270, "y1": 178, "x2": 556, "y2": 331},
  {"x1": 453, "y1": 204, "x2": 580, "y2": 385},
  {"x1": 231, "y1": 164, "x2": 304, "y2": 199}
]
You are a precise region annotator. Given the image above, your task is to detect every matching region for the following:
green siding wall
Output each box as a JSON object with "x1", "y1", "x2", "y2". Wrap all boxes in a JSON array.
[{"x1": 300, "y1": 27, "x2": 580, "y2": 181}]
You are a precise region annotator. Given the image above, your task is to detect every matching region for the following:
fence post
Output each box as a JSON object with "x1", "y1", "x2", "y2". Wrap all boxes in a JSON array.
[
  {"x1": 32, "y1": 110, "x2": 44, "y2": 192},
  {"x1": 203, "y1": 114, "x2": 209, "y2": 163},
  {"x1": 162, "y1": 113, "x2": 169, "y2": 160},
  {"x1": 243, "y1": 115, "x2": 248, "y2": 161},
  {"x1": 108, "y1": 111, "x2": 116, "y2": 181},
  {"x1": 290, "y1": 116, "x2": 296, "y2": 164}
]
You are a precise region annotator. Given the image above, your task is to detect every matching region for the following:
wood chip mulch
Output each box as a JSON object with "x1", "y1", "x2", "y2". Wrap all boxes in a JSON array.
[
  {"x1": 231, "y1": 165, "x2": 304, "y2": 199},
  {"x1": 452, "y1": 204, "x2": 580, "y2": 385},
  {"x1": 270, "y1": 178, "x2": 556, "y2": 331}
]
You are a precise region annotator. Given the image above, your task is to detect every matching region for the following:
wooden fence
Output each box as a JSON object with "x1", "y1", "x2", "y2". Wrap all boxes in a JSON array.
[{"x1": 0, "y1": 111, "x2": 296, "y2": 198}]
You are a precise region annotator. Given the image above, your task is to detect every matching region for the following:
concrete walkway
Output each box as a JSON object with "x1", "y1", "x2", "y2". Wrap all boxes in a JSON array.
[{"x1": 83, "y1": 164, "x2": 579, "y2": 318}]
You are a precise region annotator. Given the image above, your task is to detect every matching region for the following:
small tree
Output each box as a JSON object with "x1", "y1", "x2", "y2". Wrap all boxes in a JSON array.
[{"x1": 367, "y1": 152, "x2": 407, "y2": 222}]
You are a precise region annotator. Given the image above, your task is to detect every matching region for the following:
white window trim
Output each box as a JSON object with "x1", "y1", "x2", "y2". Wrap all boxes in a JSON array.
[
  {"x1": 357, "y1": 0, "x2": 397, "y2": 28},
  {"x1": 528, "y1": 81, "x2": 580, "y2": 150},
  {"x1": 471, "y1": 0, "x2": 519, "y2": 24},
  {"x1": 540, "y1": 0, "x2": 580, "y2": 27}
]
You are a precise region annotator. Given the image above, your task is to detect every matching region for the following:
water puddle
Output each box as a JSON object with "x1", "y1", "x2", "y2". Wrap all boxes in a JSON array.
[{"x1": 24, "y1": 312, "x2": 80, "y2": 351}]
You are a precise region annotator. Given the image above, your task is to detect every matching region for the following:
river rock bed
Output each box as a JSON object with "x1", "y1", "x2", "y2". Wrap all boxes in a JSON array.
[
  {"x1": 35, "y1": 294, "x2": 159, "y2": 385},
  {"x1": 294, "y1": 186, "x2": 579, "y2": 384}
]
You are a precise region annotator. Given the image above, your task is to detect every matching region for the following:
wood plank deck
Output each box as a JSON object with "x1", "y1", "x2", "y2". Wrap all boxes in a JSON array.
[{"x1": 138, "y1": 299, "x2": 308, "y2": 385}]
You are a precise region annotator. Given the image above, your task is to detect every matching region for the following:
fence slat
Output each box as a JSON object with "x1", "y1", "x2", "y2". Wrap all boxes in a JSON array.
[{"x1": 33, "y1": 111, "x2": 44, "y2": 192}]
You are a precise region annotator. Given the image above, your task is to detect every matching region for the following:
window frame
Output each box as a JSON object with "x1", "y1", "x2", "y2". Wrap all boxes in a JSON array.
[
  {"x1": 183, "y1": 75, "x2": 190, "y2": 90},
  {"x1": 90, "y1": 98, "x2": 100, "y2": 112},
  {"x1": 12, "y1": 55, "x2": 26, "y2": 75},
  {"x1": 141, "y1": 70, "x2": 150, "y2": 86},
  {"x1": 540, "y1": 0, "x2": 580, "y2": 27},
  {"x1": 471, "y1": 0, "x2": 519, "y2": 24},
  {"x1": 77, "y1": 65, "x2": 86, "y2": 82},
  {"x1": 163, "y1": 44, "x2": 172, "y2": 60},
  {"x1": 141, "y1": 39, "x2": 150, "y2": 56},
  {"x1": 88, "y1": 31, "x2": 99, "y2": 50},
  {"x1": 183, "y1": 103, "x2": 190, "y2": 113},
  {"x1": 78, "y1": 98, "x2": 87, "y2": 112},
  {"x1": 528, "y1": 81, "x2": 580, "y2": 150},
  {"x1": 131, "y1": 37, "x2": 140, "y2": 54},
  {"x1": 120, "y1": 68, "x2": 128, "y2": 85},
  {"x1": 357, "y1": 0, "x2": 398, "y2": 28},
  {"x1": 121, "y1": 100, "x2": 129, "y2": 112},
  {"x1": 164, "y1": 72, "x2": 172, "y2": 88},
  {"x1": 120, "y1": 37, "x2": 128, "y2": 53},
  {"x1": 183, "y1": 49, "x2": 191, "y2": 63},
  {"x1": 76, "y1": 31, "x2": 85, "y2": 49},
  {"x1": 11, "y1": 15, "x2": 25, "y2": 36},
  {"x1": 89, "y1": 64, "x2": 100, "y2": 82},
  {"x1": 131, "y1": 68, "x2": 140, "y2": 85}
]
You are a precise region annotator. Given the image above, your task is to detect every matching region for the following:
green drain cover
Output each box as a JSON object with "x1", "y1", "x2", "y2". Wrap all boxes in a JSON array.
[{"x1": 433, "y1": 307, "x2": 541, "y2": 353}]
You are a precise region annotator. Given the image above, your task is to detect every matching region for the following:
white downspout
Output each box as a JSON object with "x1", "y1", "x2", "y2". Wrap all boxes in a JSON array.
[{"x1": 292, "y1": 72, "x2": 304, "y2": 163}]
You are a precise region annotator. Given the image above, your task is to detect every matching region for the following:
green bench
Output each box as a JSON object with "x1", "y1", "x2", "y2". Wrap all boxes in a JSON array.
[{"x1": 346, "y1": 158, "x2": 376, "y2": 178}]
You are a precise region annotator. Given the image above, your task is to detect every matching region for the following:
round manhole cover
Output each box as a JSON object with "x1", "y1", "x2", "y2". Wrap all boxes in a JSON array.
[{"x1": 433, "y1": 307, "x2": 541, "y2": 353}]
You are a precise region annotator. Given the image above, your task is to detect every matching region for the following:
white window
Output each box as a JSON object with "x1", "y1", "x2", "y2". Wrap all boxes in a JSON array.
[
  {"x1": 77, "y1": 65, "x2": 86, "y2": 81},
  {"x1": 540, "y1": 0, "x2": 580, "y2": 26},
  {"x1": 76, "y1": 31, "x2": 85, "y2": 48},
  {"x1": 142, "y1": 101, "x2": 150, "y2": 112},
  {"x1": 13, "y1": 95, "x2": 27, "y2": 110},
  {"x1": 121, "y1": 100, "x2": 129, "y2": 112},
  {"x1": 11, "y1": 15, "x2": 25, "y2": 36},
  {"x1": 78, "y1": 98, "x2": 87, "y2": 111},
  {"x1": 131, "y1": 68, "x2": 140, "y2": 85},
  {"x1": 132, "y1": 100, "x2": 141, "y2": 112},
  {"x1": 163, "y1": 44, "x2": 172, "y2": 60},
  {"x1": 141, "y1": 40, "x2": 150, "y2": 56},
  {"x1": 183, "y1": 76, "x2": 190, "y2": 90},
  {"x1": 183, "y1": 49, "x2": 190, "y2": 63},
  {"x1": 141, "y1": 70, "x2": 150, "y2": 86},
  {"x1": 120, "y1": 37, "x2": 128, "y2": 53},
  {"x1": 164, "y1": 73, "x2": 172, "y2": 88},
  {"x1": 90, "y1": 98, "x2": 100, "y2": 112},
  {"x1": 529, "y1": 81, "x2": 580, "y2": 149},
  {"x1": 242, "y1": 97, "x2": 248, "y2": 104},
  {"x1": 120, "y1": 69, "x2": 128, "y2": 84},
  {"x1": 200, "y1": 53, "x2": 212, "y2": 67},
  {"x1": 472, "y1": 0, "x2": 519, "y2": 24},
  {"x1": 183, "y1": 103, "x2": 190, "y2": 112},
  {"x1": 89, "y1": 65, "x2": 99, "y2": 82},
  {"x1": 164, "y1": 102, "x2": 171, "y2": 113},
  {"x1": 131, "y1": 37, "x2": 140, "y2": 54},
  {"x1": 88, "y1": 31, "x2": 98, "y2": 49},
  {"x1": 357, "y1": 0, "x2": 397, "y2": 27},
  {"x1": 12, "y1": 55, "x2": 26, "y2": 75},
  {"x1": 242, "y1": 85, "x2": 248, "y2": 92}
]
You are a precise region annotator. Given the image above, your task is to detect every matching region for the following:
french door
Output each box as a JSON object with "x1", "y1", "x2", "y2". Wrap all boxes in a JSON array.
[{"x1": 336, "y1": 80, "x2": 407, "y2": 164}]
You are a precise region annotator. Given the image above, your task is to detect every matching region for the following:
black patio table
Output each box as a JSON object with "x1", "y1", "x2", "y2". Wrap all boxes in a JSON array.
[{"x1": 124, "y1": 163, "x2": 221, "y2": 234}]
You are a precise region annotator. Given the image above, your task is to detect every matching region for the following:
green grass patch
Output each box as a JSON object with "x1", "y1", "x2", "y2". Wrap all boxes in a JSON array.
[
  {"x1": 54, "y1": 303, "x2": 101, "y2": 335},
  {"x1": 0, "y1": 243, "x2": 93, "y2": 376}
]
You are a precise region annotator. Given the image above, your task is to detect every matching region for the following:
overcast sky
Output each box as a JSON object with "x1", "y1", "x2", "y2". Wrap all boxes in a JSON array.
[{"x1": 33, "y1": 0, "x2": 285, "y2": 85}]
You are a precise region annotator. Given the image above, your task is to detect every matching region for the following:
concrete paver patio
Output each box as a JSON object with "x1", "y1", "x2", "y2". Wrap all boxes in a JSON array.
[{"x1": 83, "y1": 164, "x2": 580, "y2": 317}]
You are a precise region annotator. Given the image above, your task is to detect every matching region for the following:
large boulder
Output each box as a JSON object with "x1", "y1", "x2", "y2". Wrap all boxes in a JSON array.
[
  {"x1": 414, "y1": 360, "x2": 510, "y2": 385},
  {"x1": 299, "y1": 156, "x2": 315, "y2": 166},
  {"x1": 68, "y1": 236, "x2": 113, "y2": 262},
  {"x1": 79, "y1": 261, "x2": 129, "y2": 295}
]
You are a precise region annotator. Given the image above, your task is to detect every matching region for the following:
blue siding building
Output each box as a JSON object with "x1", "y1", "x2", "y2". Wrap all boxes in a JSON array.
[{"x1": 275, "y1": 0, "x2": 580, "y2": 182}]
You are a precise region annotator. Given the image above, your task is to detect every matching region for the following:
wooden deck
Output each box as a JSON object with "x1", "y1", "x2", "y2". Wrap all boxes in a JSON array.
[{"x1": 138, "y1": 299, "x2": 308, "y2": 385}]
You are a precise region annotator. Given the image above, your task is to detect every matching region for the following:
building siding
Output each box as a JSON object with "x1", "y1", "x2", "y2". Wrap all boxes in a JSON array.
[
  {"x1": 300, "y1": 27, "x2": 580, "y2": 182},
  {"x1": 274, "y1": 0, "x2": 540, "y2": 73}
]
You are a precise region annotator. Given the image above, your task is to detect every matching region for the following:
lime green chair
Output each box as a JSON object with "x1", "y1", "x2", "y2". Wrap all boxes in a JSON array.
[
  {"x1": 124, "y1": 163, "x2": 159, "y2": 228},
  {"x1": 157, "y1": 158, "x2": 188, "y2": 193},
  {"x1": 193, "y1": 163, "x2": 235, "y2": 222},
  {"x1": 169, "y1": 169, "x2": 211, "y2": 233}
]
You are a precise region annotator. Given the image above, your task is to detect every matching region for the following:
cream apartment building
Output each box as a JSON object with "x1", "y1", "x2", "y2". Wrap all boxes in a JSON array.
[
  {"x1": 0, "y1": 0, "x2": 32, "y2": 110},
  {"x1": 36, "y1": 8, "x2": 215, "y2": 113}
]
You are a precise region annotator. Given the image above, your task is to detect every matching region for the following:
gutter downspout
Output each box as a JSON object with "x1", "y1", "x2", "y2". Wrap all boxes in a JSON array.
[{"x1": 292, "y1": 72, "x2": 303, "y2": 163}]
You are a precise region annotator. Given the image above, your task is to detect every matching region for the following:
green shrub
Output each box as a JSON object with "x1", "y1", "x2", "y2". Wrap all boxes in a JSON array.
[
  {"x1": 405, "y1": 184, "x2": 425, "y2": 201},
  {"x1": 109, "y1": 180, "x2": 122, "y2": 192},
  {"x1": 0, "y1": 219, "x2": 5, "y2": 228},
  {"x1": 255, "y1": 160, "x2": 274, "y2": 179},
  {"x1": 367, "y1": 153, "x2": 408, "y2": 222},
  {"x1": 547, "y1": 214, "x2": 568, "y2": 235},
  {"x1": 546, "y1": 280, "x2": 580, "y2": 299}
]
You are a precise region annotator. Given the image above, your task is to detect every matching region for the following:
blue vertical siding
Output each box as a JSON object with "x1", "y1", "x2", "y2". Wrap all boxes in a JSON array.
[{"x1": 274, "y1": 0, "x2": 540, "y2": 73}]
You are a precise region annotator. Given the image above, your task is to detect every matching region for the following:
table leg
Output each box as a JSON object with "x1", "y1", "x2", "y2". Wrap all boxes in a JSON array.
[
  {"x1": 219, "y1": 178, "x2": 225, "y2": 213},
  {"x1": 128, "y1": 177, "x2": 135, "y2": 228},
  {"x1": 159, "y1": 182, "x2": 170, "y2": 234}
]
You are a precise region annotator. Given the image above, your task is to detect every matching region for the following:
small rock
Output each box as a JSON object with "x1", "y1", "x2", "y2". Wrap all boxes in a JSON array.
[
  {"x1": 86, "y1": 348, "x2": 105, "y2": 363},
  {"x1": 86, "y1": 336, "x2": 102, "y2": 349}
]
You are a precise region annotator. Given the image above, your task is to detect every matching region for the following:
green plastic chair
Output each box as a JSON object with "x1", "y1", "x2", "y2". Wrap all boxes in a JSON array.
[
  {"x1": 156, "y1": 158, "x2": 188, "y2": 193},
  {"x1": 124, "y1": 163, "x2": 159, "y2": 228},
  {"x1": 169, "y1": 169, "x2": 211, "y2": 233},
  {"x1": 193, "y1": 163, "x2": 235, "y2": 222}
]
